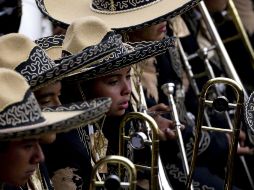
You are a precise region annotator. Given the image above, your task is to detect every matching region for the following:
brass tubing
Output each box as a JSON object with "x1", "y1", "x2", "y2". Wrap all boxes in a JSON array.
[
  {"x1": 119, "y1": 112, "x2": 159, "y2": 190},
  {"x1": 186, "y1": 77, "x2": 244, "y2": 190},
  {"x1": 90, "y1": 155, "x2": 137, "y2": 190}
]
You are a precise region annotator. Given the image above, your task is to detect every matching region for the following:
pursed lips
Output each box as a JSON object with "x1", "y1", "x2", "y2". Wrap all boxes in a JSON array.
[{"x1": 118, "y1": 100, "x2": 129, "y2": 109}]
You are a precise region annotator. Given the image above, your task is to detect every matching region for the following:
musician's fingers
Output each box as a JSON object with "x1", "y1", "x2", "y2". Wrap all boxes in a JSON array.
[
  {"x1": 165, "y1": 128, "x2": 177, "y2": 140},
  {"x1": 237, "y1": 147, "x2": 254, "y2": 155},
  {"x1": 148, "y1": 103, "x2": 170, "y2": 112}
]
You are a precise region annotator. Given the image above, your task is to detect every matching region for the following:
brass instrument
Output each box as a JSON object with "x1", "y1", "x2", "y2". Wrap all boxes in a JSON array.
[
  {"x1": 119, "y1": 111, "x2": 173, "y2": 190},
  {"x1": 119, "y1": 112, "x2": 159, "y2": 189},
  {"x1": 161, "y1": 83, "x2": 194, "y2": 190},
  {"x1": 90, "y1": 155, "x2": 137, "y2": 190},
  {"x1": 197, "y1": 1, "x2": 248, "y2": 98},
  {"x1": 186, "y1": 77, "x2": 244, "y2": 190},
  {"x1": 225, "y1": 0, "x2": 254, "y2": 69},
  {"x1": 128, "y1": 76, "x2": 173, "y2": 190},
  {"x1": 177, "y1": 37, "x2": 213, "y2": 127},
  {"x1": 177, "y1": 2, "x2": 254, "y2": 188}
]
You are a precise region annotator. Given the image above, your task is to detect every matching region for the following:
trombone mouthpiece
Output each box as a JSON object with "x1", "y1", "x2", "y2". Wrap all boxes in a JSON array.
[{"x1": 161, "y1": 83, "x2": 175, "y2": 96}]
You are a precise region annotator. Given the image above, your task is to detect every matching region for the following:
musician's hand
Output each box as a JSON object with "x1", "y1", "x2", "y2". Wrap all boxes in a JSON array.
[
  {"x1": 148, "y1": 103, "x2": 170, "y2": 113},
  {"x1": 237, "y1": 146, "x2": 254, "y2": 155},
  {"x1": 153, "y1": 114, "x2": 178, "y2": 141},
  {"x1": 226, "y1": 130, "x2": 254, "y2": 155},
  {"x1": 238, "y1": 130, "x2": 254, "y2": 155},
  {"x1": 148, "y1": 103, "x2": 185, "y2": 141}
]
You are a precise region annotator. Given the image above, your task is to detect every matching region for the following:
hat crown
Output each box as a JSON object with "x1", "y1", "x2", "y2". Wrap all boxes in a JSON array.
[
  {"x1": 0, "y1": 33, "x2": 35, "y2": 70},
  {"x1": 63, "y1": 16, "x2": 112, "y2": 55},
  {"x1": 0, "y1": 69, "x2": 44, "y2": 129},
  {"x1": 0, "y1": 33, "x2": 57, "y2": 89}
]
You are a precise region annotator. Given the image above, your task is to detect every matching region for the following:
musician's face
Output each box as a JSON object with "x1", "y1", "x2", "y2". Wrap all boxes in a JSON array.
[
  {"x1": 34, "y1": 81, "x2": 62, "y2": 144},
  {"x1": 87, "y1": 67, "x2": 132, "y2": 116},
  {"x1": 34, "y1": 81, "x2": 62, "y2": 107},
  {"x1": 0, "y1": 139, "x2": 44, "y2": 186},
  {"x1": 128, "y1": 21, "x2": 167, "y2": 41}
]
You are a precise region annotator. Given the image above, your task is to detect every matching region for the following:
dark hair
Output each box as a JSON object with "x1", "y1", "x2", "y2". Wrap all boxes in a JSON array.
[
  {"x1": 60, "y1": 75, "x2": 100, "y2": 104},
  {"x1": 60, "y1": 78, "x2": 97, "y2": 104},
  {"x1": 0, "y1": 141, "x2": 10, "y2": 153},
  {"x1": 60, "y1": 80, "x2": 83, "y2": 104}
]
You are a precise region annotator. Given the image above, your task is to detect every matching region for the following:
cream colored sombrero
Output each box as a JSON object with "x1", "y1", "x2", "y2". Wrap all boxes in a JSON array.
[
  {"x1": 35, "y1": 16, "x2": 176, "y2": 82},
  {"x1": 55, "y1": 16, "x2": 176, "y2": 82},
  {"x1": 0, "y1": 32, "x2": 118, "y2": 91},
  {"x1": 0, "y1": 68, "x2": 111, "y2": 141},
  {"x1": 36, "y1": 0, "x2": 201, "y2": 32}
]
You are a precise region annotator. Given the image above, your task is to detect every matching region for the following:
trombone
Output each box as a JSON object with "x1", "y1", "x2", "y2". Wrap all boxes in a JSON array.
[
  {"x1": 119, "y1": 111, "x2": 173, "y2": 190},
  {"x1": 90, "y1": 155, "x2": 137, "y2": 190},
  {"x1": 127, "y1": 76, "x2": 173, "y2": 190},
  {"x1": 177, "y1": 1, "x2": 254, "y2": 188},
  {"x1": 161, "y1": 82, "x2": 194, "y2": 190},
  {"x1": 197, "y1": 1, "x2": 248, "y2": 99},
  {"x1": 119, "y1": 112, "x2": 159, "y2": 190},
  {"x1": 186, "y1": 77, "x2": 244, "y2": 190}
]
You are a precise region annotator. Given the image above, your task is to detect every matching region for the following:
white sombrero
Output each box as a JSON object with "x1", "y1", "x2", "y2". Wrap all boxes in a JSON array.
[
  {"x1": 0, "y1": 68, "x2": 112, "y2": 141},
  {"x1": 36, "y1": 0, "x2": 201, "y2": 32}
]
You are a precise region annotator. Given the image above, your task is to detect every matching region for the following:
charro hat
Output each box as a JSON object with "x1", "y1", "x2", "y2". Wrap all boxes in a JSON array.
[
  {"x1": 0, "y1": 32, "x2": 119, "y2": 91},
  {"x1": 35, "y1": 34, "x2": 65, "y2": 61},
  {"x1": 60, "y1": 16, "x2": 176, "y2": 82},
  {"x1": 35, "y1": 0, "x2": 201, "y2": 32},
  {"x1": 0, "y1": 68, "x2": 111, "y2": 141}
]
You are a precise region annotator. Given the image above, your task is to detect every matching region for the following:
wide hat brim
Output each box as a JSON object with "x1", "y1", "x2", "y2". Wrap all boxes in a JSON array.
[
  {"x1": 35, "y1": 34, "x2": 65, "y2": 61},
  {"x1": 0, "y1": 97, "x2": 111, "y2": 141},
  {"x1": 31, "y1": 32, "x2": 120, "y2": 91},
  {"x1": 64, "y1": 36, "x2": 176, "y2": 82},
  {"x1": 36, "y1": 0, "x2": 201, "y2": 32}
]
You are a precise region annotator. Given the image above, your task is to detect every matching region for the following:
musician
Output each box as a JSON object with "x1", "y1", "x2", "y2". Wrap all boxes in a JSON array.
[
  {"x1": 33, "y1": 0, "x2": 242, "y2": 189},
  {"x1": 0, "y1": 67, "x2": 108, "y2": 190},
  {"x1": 34, "y1": 16, "x2": 175, "y2": 190},
  {"x1": 0, "y1": 33, "x2": 112, "y2": 190},
  {"x1": 124, "y1": 25, "x2": 238, "y2": 190},
  {"x1": 115, "y1": 1, "x2": 254, "y2": 188},
  {"x1": 60, "y1": 58, "x2": 180, "y2": 190},
  {"x1": 181, "y1": 2, "x2": 254, "y2": 189}
]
